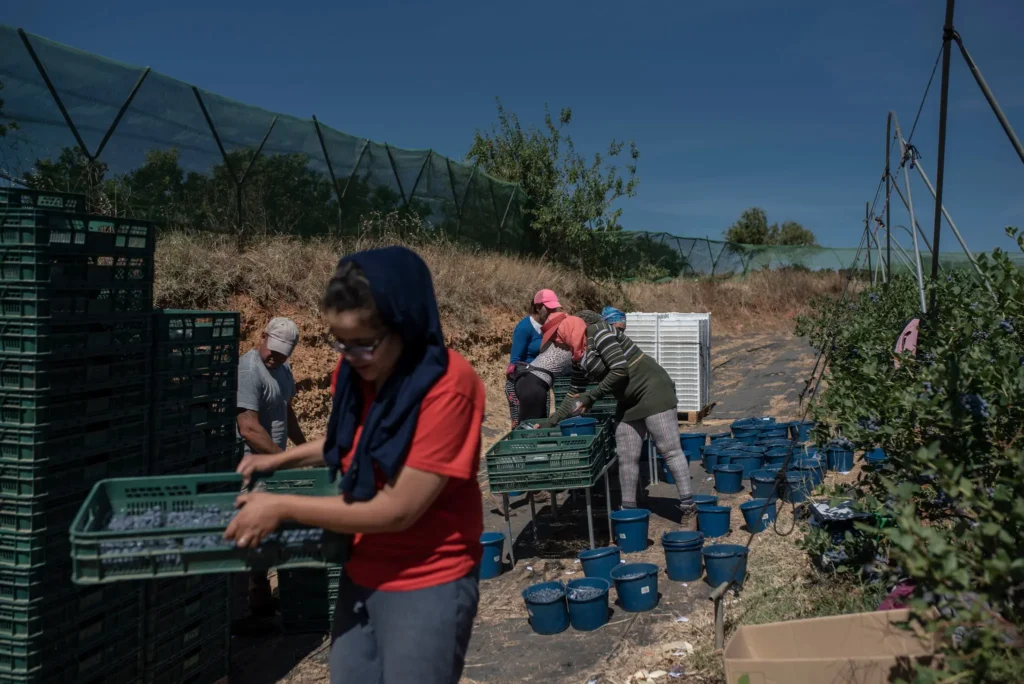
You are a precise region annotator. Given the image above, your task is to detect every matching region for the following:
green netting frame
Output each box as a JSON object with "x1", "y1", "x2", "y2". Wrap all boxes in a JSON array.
[
  {"x1": 620, "y1": 232, "x2": 1024, "y2": 276},
  {"x1": 0, "y1": 26, "x2": 528, "y2": 245}
]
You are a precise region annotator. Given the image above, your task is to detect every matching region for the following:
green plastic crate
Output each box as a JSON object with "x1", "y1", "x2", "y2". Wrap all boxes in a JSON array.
[
  {"x1": 0, "y1": 355, "x2": 149, "y2": 393},
  {"x1": 0, "y1": 248, "x2": 152, "y2": 286},
  {"x1": 143, "y1": 579, "x2": 228, "y2": 647},
  {"x1": 0, "y1": 446, "x2": 145, "y2": 500},
  {"x1": 154, "y1": 342, "x2": 237, "y2": 373},
  {"x1": 153, "y1": 310, "x2": 239, "y2": 344},
  {"x1": 0, "y1": 408, "x2": 147, "y2": 464},
  {"x1": 144, "y1": 605, "x2": 228, "y2": 669},
  {"x1": 0, "y1": 565, "x2": 72, "y2": 604},
  {"x1": 0, "y1": 384, "x2": 149, "y2": 427},
  {"x1": 278, "y1": 565, "x2": 341, "y2": 634},
  {"x1": 150, "y1": 442, "x2": 242, "y2": 478},
  {"x1": 145, "y1": 634, "x2": 228, "y2": 684},
  {"x1": 0, "y1": 283, "x2": 153, "y2": 319},
  {"x1": 0, "y1": 532, "x2": 68, "y2": 571},
  {"x1": 153, "y1": 368, "x2": 236, "y2": 403},
  {"x1": 149, "y1": 422, "x2": 237, "y2": 468},
  {"x1": 0, "y1": 210, "x2": 155, "y2": 254},
  {"x1": 70, "y1": 469, "x2": 341, "y2": 584},
  {"x1": 0, "y1": 317, "x2": 151, "y2": 357},
  {"x1": 153, "y1": 397, "x2": 233, "y2": 434},
  {"x1": 0, "y1": 585, "x2": 139, "y2": 640},
  {"x1": 0, "y1": 189, "x2": 86, "y2": 214},
  {"x1": 0, "y1": 495, "x2": 83, "y2": 535},
  {"x1": 0, "y1": 618, "x2": 140, "y2": 678},
  {"x1": 487, "y1": 454, "x2": 608, "y2": 494}
]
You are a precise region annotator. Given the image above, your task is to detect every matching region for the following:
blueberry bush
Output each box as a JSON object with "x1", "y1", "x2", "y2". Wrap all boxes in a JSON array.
[{"x1": 795, "y1": 229, "x2": 1024, "y2": 682}]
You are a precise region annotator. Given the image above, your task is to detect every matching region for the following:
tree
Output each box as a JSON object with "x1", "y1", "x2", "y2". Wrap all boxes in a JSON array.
[
  {"x1": 724, "y1": 207, "x2": 772, "y2": 244},
  {"x1": 724, "y1": 207, "x2": 817, "y2": 246},
  {"x1": 777, "y1": 220, "x2": 817, "y2": 246},
  {"x1": 0, "y1": 81, "x2": 16, "y2": 138},
  {"x1": 466, "y1": 98, "x2": 640, "y2": 275}
]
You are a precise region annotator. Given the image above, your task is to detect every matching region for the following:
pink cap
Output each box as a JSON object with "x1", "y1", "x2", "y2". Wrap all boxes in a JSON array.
[{"x1": 533, "y1": 289, "x2": 561, "y2": 309}]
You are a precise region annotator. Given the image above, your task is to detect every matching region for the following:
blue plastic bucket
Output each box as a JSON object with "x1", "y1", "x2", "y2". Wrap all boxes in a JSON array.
[
  {"x1": 566, "y1": 578, "x2": 611, "y2": 631},
  {"x1": 701, "y1": 447, "x2": 722, "y2": 473},
  {"x1": 749, "y1": 470, "x2": 778, "y2": 500},
  {"x1": 702, "y1": 544, "x2": 749, "y2": 588},
  {"x1": 863, "y1": 448, "x2": 888, "y2": 471},
  {"x1": 716, "y1": 450, "x2": 738, "y2": 466},
  {"x1": 507, "y1": 491, "x2": 523, "y2": 497},
  {"x1": 578, "y1": 546, "x2": 621, "y2": 583},
  {"x1": 610, "y1": 563, "x2": 659, "y2": 612},
  {"x1": 657, "y1": 457, "x2": 676, "y2": 484},
  {"x1": 692, "y1": 493, "x2": 719, "y2": 507},
  {"x1": 730, "y1": 454, "x2": 764, "y2": 480},
  {"x1": 713, "y1": 464, "x2": 744, "y2": 494},
  {"x1": 800, "y1": 444, "x2": 820, "y2": 458},
  {"x1": 731, "y1": 426, "x2": 760, "y2": 444},
  {"x1": 696, "y1": 504, "x2": 731, "y2": 538},
  {"x1": 757, "y1": 425, "x2": 790, "y2": 441},
  {"x1": 560, "y1": 417, "x2": 597, "y2": 437},
  {"x1": 793, "y1": 458, "x2": 824, "y2": 487},
  {"x1": 679, "y1": 432, "x2": 707, "y2": 460},
  {"x1": 709, "y1": 431, "x2": 732, "y2": 443},
  {"x1": 737, "y1": 444, "x2": 766, "y2": 454},
  {"x1": 740, "y1": 499, "x2": 777, "y2": 533},
  {"x1": 523, "y1": 581, "x2": 569, "y2": 634},
  {"x1": 783, "y1": 472, "x2": 809, "y2": 503},
  {"x1": 479, "y1": 532, "x2": 506, "y2": 580},
  {"x1": 791, "y1": 421, "x2": 815, "y2": 442},
  {"x1": 826, "y1": 447, "x2": 854, "y2": 473},
  {"x1": 662, "y1": 531, "x2": 705, "y2": 581},
  {"x1": 763, "y1": 447, "x2": 792, "y2": 465},
  {"x1": 610, "y1": 509, "x2": 650, "y2": 553}
]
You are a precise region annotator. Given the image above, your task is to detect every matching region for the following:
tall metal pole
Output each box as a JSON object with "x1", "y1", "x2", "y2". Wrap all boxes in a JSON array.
[
  {"x1": 865, "y1": 202, "x2": 873, "y2": 284},
  {"x1": 905, "y1": 166, "x2": 928, "y2": 313},
  {"x1": 954, "y1": 35, "x2": 1024, "y2": 166},
  {"x1": 885, "y1": 114, "x2": 892, "y2": 281},
  {"x1": 930, "y1": 0, "x2": 956, "y2": 311}
]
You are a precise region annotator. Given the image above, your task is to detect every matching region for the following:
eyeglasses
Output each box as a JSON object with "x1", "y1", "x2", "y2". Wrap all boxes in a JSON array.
[{"x1": 328, "y1": 334, "x2": 386, "y2": 361}]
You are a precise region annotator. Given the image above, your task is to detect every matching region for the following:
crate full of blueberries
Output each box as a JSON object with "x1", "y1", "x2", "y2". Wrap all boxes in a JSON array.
[{"x1": 69, "y1": 469, "x2": 341, "y2": 584}]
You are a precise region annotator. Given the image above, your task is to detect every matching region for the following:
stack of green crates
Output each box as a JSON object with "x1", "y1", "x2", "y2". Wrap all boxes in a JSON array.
[
  {"x1": 277, "y1": 564, "x2": 341, "y2": 634},
  {"x1": 150, "y1": 310, "x2": 241, "y2": 475},
  {"x1": 0, "y1": 187, "x2": 154, "y2": 683},
  {"x1": 144, "y1": 310, "x2": 241, "y2": 683},
  {"x1": 485, "y1": 422, "x2": 613, "y2": 494}
]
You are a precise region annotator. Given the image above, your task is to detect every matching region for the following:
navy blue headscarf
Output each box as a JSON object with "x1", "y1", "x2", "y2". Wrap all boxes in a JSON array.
[{"x1": 322, "y1": 246, "x2": 449, "y2": 501}]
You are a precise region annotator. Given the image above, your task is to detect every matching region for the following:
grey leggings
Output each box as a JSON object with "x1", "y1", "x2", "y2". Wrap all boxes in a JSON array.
[
  {"x1": 615, "y1": 408, "x2": 693, "y2": 507},
  {"x1": 330, "y1": 568, "x2": 479, "y2": 684}
]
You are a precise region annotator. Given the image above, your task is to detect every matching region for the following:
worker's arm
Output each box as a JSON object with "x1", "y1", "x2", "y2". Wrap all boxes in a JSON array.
[
  {"x1": 286, "y1": 401, "x2": 306, "y2": 446},
  {"x1": 226, "y1": 466, "x2": 448, "y2": 546},
  {"x1": 581, "y1": 327, "x2": 628, "y2": 405},
  {"x1": 236, "y1": 436, "x2": 326, "y2": 486},
  {"x1": 236, "y1": 409, "x2": 282, "y2": 454}
]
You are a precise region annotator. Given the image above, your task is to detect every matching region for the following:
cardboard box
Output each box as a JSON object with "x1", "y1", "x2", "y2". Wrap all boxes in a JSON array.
[{"x1": 723, "y1": 608, "x2": 936, "y2": 683}]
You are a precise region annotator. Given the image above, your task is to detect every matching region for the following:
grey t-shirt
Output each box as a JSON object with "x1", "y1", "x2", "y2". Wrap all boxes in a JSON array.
[{"x1": 237, "y1": 349, "x2": 297, "y2": 454}]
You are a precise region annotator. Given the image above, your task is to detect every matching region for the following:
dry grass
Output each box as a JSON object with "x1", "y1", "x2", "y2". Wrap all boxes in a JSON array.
[{"x1": 153, "y1": 231, "x2": 846, "y2": 441}]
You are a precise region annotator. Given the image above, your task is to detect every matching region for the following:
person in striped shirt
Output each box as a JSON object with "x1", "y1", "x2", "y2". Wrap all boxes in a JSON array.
[{"x1": 539, "y1": 310, "x2": 696, "y2": 530}]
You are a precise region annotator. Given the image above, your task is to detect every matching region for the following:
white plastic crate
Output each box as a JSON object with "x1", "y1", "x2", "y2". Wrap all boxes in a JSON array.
[{"x1": 625, "y1": 312, "x2": 712, "y2": 412}]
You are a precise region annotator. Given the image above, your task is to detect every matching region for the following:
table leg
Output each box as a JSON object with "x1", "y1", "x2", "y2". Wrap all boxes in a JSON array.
[
  {"x1": 549, "y1": 491, "x2": 558, "y2": 520},
  {"x1": 585, "y1": 487, "x2": 595, "y2": 549},
  {"x1": 604, "y1": 471, "x2": 613, "y2": 541},
  {"x1": 503, "y1": 494, "x2": 514, "y2": 566},
  {"x1": 530, "y1": 493, "x2": 540, "y2": 541}
]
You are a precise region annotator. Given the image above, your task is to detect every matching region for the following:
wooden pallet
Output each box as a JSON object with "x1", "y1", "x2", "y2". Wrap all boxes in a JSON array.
[{"x1": 678, "y1": 402, "x2": 715, "y2": 424}]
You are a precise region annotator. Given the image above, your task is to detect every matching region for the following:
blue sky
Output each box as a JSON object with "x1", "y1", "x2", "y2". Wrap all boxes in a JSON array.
[{"x1": 7, "y1": 0, "x2": 1024, "y2": 249}]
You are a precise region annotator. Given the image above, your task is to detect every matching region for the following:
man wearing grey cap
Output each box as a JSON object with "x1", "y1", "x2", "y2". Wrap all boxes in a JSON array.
[
  {"x1": 236, "y1": 317, "x2": 306, "y2": 620},
  {"x1": 237, "y1": 317, "x2": 305, "y2": 457}
]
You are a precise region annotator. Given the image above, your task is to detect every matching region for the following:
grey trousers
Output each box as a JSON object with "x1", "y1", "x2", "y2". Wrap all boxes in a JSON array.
[
  {"x1": 615, "y1": 408, "x2": 693, "y2": 506},
  {"x1": 329, "y1": 567, "x2": 480, "y2": 684}
]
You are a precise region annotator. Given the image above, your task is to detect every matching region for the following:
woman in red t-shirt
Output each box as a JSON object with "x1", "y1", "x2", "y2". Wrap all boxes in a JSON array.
[{"x1": 225, "y1": 246, "x2": 485, "y2": 684}]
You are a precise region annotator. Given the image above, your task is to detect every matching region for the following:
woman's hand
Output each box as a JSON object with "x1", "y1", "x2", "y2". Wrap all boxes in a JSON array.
[
  {"x1": 236, "y1": 454, "x2": 278, "y2": 487},
  {"x1": 224, "y1": 492, "x2": 285, "y2": 548}
]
